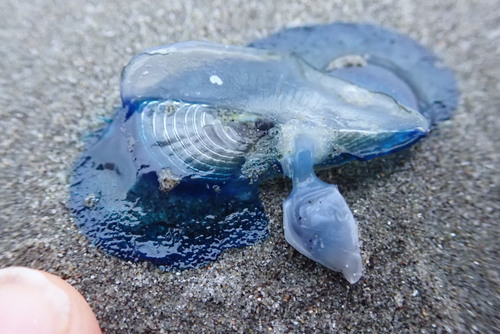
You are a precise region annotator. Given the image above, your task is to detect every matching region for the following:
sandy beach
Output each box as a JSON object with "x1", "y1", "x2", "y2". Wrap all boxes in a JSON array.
[{"x1": 0, "y1": 0, "x2": 498, "y2": 332}]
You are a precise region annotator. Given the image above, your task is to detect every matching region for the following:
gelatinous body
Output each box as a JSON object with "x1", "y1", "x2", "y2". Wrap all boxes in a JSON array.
[
  {"x1": 282, "y1": 136, "x2": 363, "y2": 283},
  {"x1": 69, "y1": 23, "x2": 457, "y2": 282}
]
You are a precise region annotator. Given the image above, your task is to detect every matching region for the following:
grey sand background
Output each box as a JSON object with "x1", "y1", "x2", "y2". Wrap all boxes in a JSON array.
[{"x1": 0, "y1": 0, "x2": 498, "y2": 333}]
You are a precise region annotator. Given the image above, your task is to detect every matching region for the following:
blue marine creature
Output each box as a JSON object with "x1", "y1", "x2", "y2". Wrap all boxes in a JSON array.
[{"x1": 69, "y1": 23, "x2": 457, "y2": 283}]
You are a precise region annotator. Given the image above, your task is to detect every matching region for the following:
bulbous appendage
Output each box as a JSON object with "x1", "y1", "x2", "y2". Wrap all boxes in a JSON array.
[
  {"x1": 282, "y1": 135, "x2": 362, "y2": 283},
  {"x1": 283, "y1": 183, "x2": 362, "y2": 283}
]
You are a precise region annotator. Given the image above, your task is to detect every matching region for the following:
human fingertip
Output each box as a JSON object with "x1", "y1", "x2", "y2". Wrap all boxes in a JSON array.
[{"x1": 0, "y1": 267, "x2": 101, "y2": 334}]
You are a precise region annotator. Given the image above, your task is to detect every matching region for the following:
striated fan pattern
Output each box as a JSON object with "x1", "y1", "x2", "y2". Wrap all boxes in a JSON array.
[{"x1": 137, "y1": 100, "x2": 252, "y2": 179}]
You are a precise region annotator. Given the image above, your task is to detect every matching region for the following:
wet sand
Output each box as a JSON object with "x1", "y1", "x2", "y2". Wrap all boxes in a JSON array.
[{"x1": 0, "y1": 0, "x2": 498, "y2": 332}]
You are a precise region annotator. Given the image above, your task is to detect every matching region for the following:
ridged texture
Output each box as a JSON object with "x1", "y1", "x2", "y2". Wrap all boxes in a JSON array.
[
  {"x1": 138, "y1": 100, "x2": 250, "y2": 179},
  {"x1": 332, "y1": 129, "x2": 421, "y2": 158}
]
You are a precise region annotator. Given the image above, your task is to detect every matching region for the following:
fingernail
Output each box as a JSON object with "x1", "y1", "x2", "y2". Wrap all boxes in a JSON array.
[{"x1": 0, "y1": 267, "x2": 70, "y2": 334}]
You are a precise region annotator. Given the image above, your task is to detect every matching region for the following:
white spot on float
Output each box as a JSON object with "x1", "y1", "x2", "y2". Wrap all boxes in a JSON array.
[
  {"x1": 210, "y1": 75, "x2": 223, "y2": 85},
  {"x1": 340, "y1": 85, "x2": 372, "y2": 105}
]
